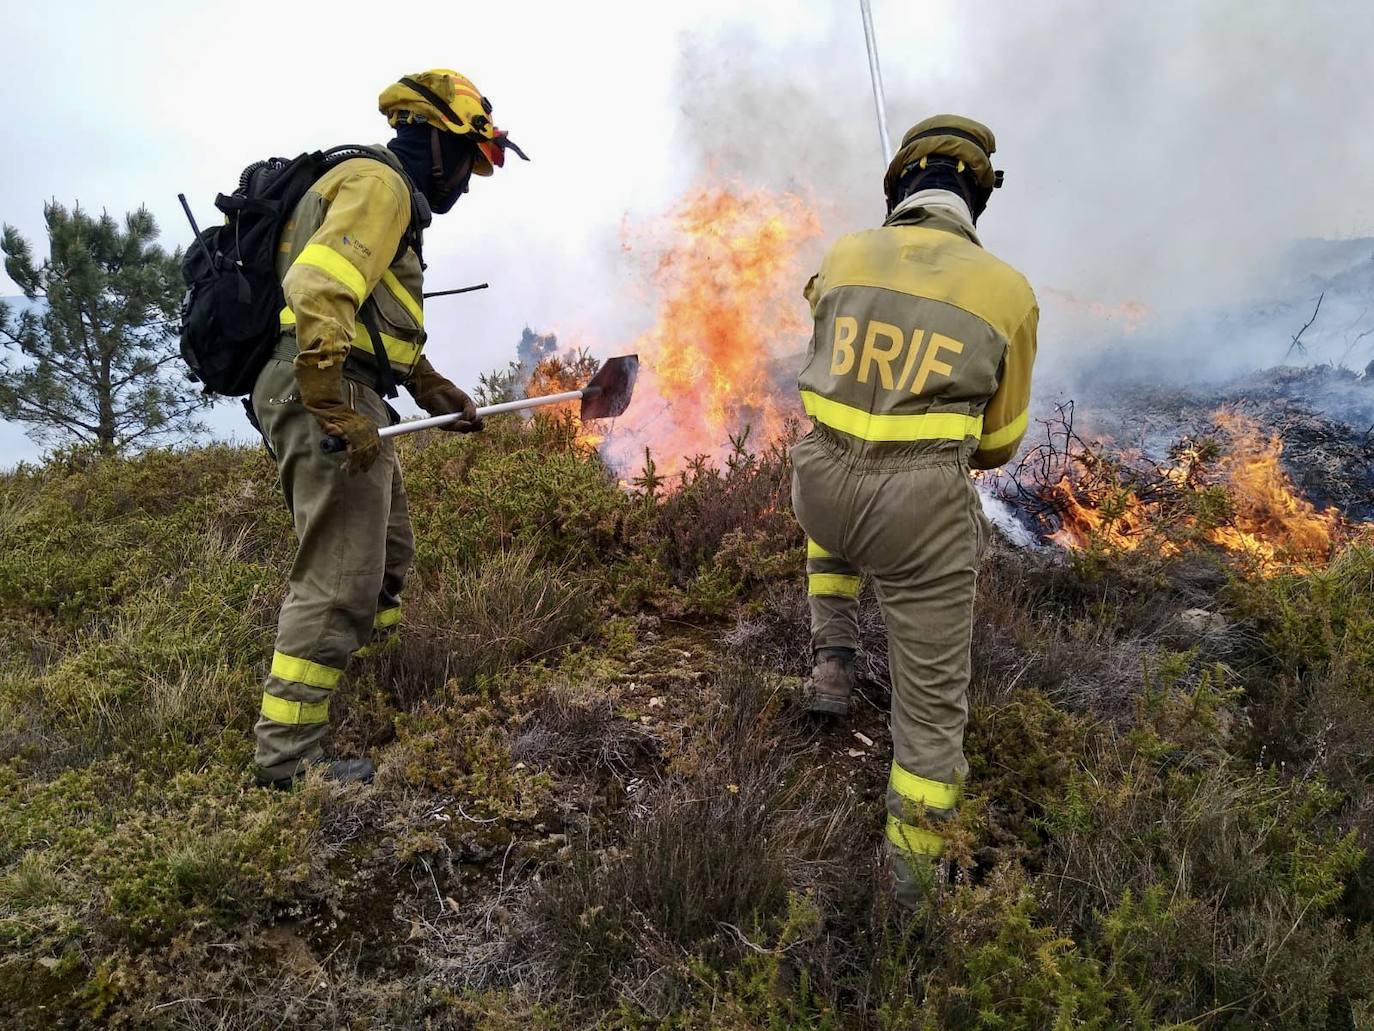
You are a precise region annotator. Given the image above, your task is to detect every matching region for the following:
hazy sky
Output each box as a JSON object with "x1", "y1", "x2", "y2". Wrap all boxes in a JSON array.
[{"x1": 3, "y1": 0, "x2": 1373, "y2": 464}]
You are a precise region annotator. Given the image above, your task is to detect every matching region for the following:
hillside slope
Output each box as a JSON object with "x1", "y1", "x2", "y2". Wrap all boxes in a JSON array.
[{"x1": 1, "y1": 415, "x2": 1372, "y2": 1029}]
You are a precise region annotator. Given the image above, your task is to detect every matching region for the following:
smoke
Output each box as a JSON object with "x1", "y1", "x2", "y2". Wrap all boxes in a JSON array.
[
  {"x1": 515, "y1": 327, "x2": 561, "y2": 393},
  {"x1": 518, "y1": 328, "x2": 560, "y2": 368},
  {"x1": 668, "y1": 2, "x2": 1374, "y2": 388}
]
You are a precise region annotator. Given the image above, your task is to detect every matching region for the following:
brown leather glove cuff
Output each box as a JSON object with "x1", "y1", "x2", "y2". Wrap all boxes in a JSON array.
[
  {"x1": 406, "y1": 356, "x2": 481, "y2": 431},
  {"x1": 404, "y1": 357, "x2": 452, "y2": 407},
  {"x1": 295, "y1": 360, "x2": 349, "y2": 425}
]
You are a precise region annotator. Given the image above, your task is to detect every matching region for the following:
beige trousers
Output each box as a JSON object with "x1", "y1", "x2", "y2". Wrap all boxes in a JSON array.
[
  {"x1": 791, "y1": 429, "x2": 989, "y2": 863},
  {"x1": 249, "y1": 357, "x2": 413, "y2": 779}
]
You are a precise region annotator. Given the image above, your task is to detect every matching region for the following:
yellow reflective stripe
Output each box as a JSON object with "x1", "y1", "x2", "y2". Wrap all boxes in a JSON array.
[
  {"x1": 260, "y1": 692, "x2": 330, "y2": 725},
  {"x1": 284, "y1": 304, "x2": 422, "y2": 369},
  {"x1": 808, "y1": 572, "x2": 860, "y2": 598},
  {"x1": 270, "y1": 651, "x2": 343, "y2": 690},
  {"x1": 979, "y1": 408, "x2": 1029, "y2": 451},
  {"x1": 806, "y1": 539, "x2": 834, "y2": 560},
  {"x1": 374, "y1": 606, "x2": 402, "y2": 630},
  {"x1": 890, "y1": 763, "x2": 961, "y2": 811},
  {"x1": 354, "y1": 633, "x2": 400, "y2": 658},
  {"x1": 381, "y1": 270, "x2": 424, "y2": 326},
  {"x1": 801, "y1": 391, "x2": 982, "y2": 443},
  {"x1": 294, "y1": 244, "x2": 367, "y2": 303},
  {"x1": 352, "y1": 321, "x2": 423, "y2": 367},
  {"x1": 886, "y1": 814, "x2": 945, "y2": 856}
]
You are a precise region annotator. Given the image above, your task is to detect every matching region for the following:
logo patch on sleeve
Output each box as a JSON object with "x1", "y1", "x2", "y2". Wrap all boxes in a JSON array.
[{"x1": 341, "y1": 235, "x2": 373, "y2": 259}]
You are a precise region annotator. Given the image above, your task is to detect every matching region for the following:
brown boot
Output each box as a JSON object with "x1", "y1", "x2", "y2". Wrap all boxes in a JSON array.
[{"x1": 805, "y1": 648, "x2": 856, "y2": 715}]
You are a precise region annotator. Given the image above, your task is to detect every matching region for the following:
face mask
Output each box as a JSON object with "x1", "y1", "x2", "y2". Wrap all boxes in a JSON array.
[{"x1": 425, "y1": 129, "x2": 477, "y2": 214}]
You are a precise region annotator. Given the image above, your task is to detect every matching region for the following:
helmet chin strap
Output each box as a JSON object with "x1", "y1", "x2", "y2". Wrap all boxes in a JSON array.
[{"x1": 428, "y1": 127, "x2": 474, "y2": 211}]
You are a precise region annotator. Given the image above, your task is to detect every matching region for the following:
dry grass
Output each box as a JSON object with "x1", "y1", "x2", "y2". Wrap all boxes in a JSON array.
[
  {"x1": 520, "y1": 662, "x2": 862, "y2": 1009},
  {"x1": 366, "y1": 543, "x2": 592, "y2": 708}
]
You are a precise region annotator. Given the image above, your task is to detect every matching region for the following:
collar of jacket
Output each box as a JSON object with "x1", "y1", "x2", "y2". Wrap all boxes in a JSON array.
[
  {"x1": 362, "y1": 142, "x2": 433, "y2": 236},
  {"x1": 363, "y1": 142, "x2": 412, "y2": 185},
  {"x1": 883, "y1": 189, "x2": 981, "y2": 246}
]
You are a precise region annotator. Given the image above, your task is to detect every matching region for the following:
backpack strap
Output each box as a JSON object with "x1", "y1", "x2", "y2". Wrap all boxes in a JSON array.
[
  {"x1": 320, "y1": 145, "x2": 430, "y2": 268},
  {"x1": 357, "y1": 303, "x2": 399, "y2": 400}
]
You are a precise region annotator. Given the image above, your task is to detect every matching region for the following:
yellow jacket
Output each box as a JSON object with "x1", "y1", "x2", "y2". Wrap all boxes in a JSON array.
[
  {"x1": 275, "y1": 148, "x2": 427, "y2": 380},
  {"x1": 798, "y1": 196, "x2": 1037, "y2": 470}
]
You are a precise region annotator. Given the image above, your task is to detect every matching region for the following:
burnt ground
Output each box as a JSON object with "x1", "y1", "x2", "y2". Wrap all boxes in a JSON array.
[{"x1": 1025, "y1": 364, "x2": 1374, "y2": 521}]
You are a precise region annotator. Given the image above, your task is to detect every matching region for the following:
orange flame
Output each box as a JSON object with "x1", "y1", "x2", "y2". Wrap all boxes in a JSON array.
[
  {"x1": 1047, "y1": 410, "x2": 1339, "y2": 570},
  {"x1": 1206, "y1": 411, "x2": 1337, "y2": 565},
  {"x1": 602, "y1": 184, "x2": 821, "y2": 478},
  {"x1": 1047, "y1": 477, "x2": 1158, "y2": 552},
  {"x1": 522, "y1": 351, "x2": 605, "y2": 449}
]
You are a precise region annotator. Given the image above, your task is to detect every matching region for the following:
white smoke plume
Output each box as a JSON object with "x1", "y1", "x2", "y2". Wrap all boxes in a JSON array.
[{"x1": 668, "y1": 2, "x2": 1374, "y2": 389}]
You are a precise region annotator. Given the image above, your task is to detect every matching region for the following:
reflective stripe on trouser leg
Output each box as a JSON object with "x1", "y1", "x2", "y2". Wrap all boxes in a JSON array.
[
  {"x1": 354, "y1": 602, "x2": 402, "y2": 657},
  {"x1": 260, "y1": 650, "x2": 340, "y2": 725},
  {"x1": 806, "y1": 538, "x2": 861, "y2": 652},
  {"x1": 249, "y1": 356, "x2": 397, "y2": 779},
  {"x1": 885, "y1": 760, "x2": 962, "y2": 858},
  {"x1": 807, "y1": 538, "x2": 860, "y2": 598}
]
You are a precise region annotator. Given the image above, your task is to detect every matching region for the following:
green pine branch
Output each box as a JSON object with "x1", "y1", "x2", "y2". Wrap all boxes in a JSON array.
[{"x1": 0, "y1": 202, "x2": 215, "y2": 453}]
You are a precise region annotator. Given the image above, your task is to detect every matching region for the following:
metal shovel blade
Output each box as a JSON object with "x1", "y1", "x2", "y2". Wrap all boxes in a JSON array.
[{"x1": 579, "y1": 355, "x2": 639, "y2": 422}]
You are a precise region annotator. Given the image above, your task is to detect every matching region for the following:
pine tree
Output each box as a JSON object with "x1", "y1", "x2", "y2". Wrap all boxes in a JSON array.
[{"x1": 0, "y1": 202, "x2": 213, "y2": 453}]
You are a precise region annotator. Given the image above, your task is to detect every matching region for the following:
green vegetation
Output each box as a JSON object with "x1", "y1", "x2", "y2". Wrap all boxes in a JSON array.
[
  {"x1": 1, "y1": 403, "x2": 1371, "y2": 1028},
  {"x1": 1, "y1": 204, "x2": 210, "y2": 452}
]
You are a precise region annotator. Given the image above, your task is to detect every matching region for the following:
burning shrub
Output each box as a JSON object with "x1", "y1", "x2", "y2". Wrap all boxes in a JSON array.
[
  {"x1": 999, "y1": 402, "x2": 1352, "y2": 576},
  {"x1": 601, "y1": 185, "x2": 820, "y2": 480}
]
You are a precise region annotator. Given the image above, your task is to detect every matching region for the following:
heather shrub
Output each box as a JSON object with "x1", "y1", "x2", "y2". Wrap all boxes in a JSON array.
[
  {"x1": 401, "y1": 411, "x2": 629, "y2": 574},
  {"x1": 1238, "y1": 543, "x2": 1374, "y2": 697},
  {"x1": 0, "y1": 404, "x2": 1371, "y2": 1027},
  {"x1": 523, "y1": 662, "x2": 858, "y2": 1008},
  {"x1": 363, "y1": 542, "x2": 593, "y2": 706},
  {"x1": 632, "y1": 427, "x2": 802, "y2": 592}
]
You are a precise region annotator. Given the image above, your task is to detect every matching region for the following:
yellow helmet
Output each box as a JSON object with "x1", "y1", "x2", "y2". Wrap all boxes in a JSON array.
[{"x1": 378, "y1": 70, "x2": 526, "y2": 176}]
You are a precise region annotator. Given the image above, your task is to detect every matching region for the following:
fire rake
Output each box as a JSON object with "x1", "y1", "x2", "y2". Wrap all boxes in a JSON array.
[{"x1": 320, "y1": 355, "x2": 640, "y2": 452}]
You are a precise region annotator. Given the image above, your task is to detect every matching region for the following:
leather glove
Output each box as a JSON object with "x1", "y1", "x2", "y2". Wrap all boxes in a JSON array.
[
  {"x1": 296, "y1": 360, "x2": 380, "y2": 474},
  {"x1": 406, "y1": 356, "x2": 483, "y2": 433}
]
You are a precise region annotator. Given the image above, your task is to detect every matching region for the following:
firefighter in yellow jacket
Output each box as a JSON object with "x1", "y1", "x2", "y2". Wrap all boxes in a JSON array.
[
  {"x1": 251, "y1": 70, "x2": 526, "y2": 789},
  {"x1": 792, "y1": 116, "x2": 1037, "y2": 905}
]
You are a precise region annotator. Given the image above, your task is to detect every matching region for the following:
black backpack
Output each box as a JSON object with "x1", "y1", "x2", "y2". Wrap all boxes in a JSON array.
[{"x1": 178, "y1": 146, "x2": 426, "y2": 397}]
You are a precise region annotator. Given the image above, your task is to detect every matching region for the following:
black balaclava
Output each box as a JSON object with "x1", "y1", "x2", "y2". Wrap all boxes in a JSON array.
[
  {"x1": 893, "y1": 155, "x2": 992, "y2": 224},
  {"x1": 387, "y1": 121, "x2": 477, "y2": 216}
]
